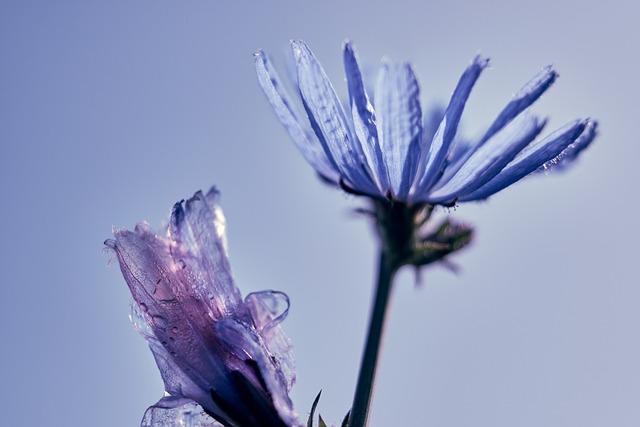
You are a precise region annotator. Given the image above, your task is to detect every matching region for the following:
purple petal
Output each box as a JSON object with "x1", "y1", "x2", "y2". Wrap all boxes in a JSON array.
[
  {"x1": 111, "y1": 225, "x2": 230, "y2": 395},
  {"x1": 343, "y1": 42, "x2": 391, "y2": 193},
  {"x1": 460, "y1": 119, "x2": 589, "y2": 201},
  {"x1": 245, "y1": 291, "x2": 295, "y2": 390},
  {"x1": 255, "y1": 50, "x2": 340, "y2": 183},
  {"x1": 291, "y1": 40, "x2": 379, "y2": 195},
  {"x1": 168, "y1": 188, "x2": 244, "y2": 321},
  {"x1": 374, "y1": 61, "x2": 423, "y2": 199},
  {"x1": 412, "y1": 55, "x2": 490, "y2": 196},
  {"x1": 129, "y1": 301, "x2": 207, "y2": 403},
  {"x1": 426, "y1": 114, "x2": 546, "y2": 203},
  {"x1": 215, "y1": 318, "x2": 298, "y2": 427}
]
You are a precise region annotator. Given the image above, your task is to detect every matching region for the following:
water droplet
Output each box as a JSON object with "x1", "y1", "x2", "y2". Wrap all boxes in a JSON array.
[
  {"x1": 139, "y1": 303, "x2": 148, "y2": 312},
  {"x1": 178, "y1": 259, "x2": 186, "y2": 269},
  {"x1": 152, "y1": 315, "x2": 168, "y2": 330},
  {"x1": 171, "y1": 326, "x2": 179, "y2": 334}
]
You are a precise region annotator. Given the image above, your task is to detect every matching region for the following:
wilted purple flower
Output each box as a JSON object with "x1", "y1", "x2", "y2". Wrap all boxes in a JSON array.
[
  {"x1": 105, "y1": 188, "x2": 299, "y2": 427},
  {"x1": 255, "y1": 40, "x2": 597, "y2": 206}
]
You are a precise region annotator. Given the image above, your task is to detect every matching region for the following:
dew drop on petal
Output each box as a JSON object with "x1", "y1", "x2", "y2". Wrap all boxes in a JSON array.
[{"x1": 152, "y1": 315, "x2": 168, "y2": 330}]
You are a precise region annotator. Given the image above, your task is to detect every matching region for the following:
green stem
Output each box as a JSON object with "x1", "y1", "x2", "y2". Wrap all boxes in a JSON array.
[{"x1": 350, "y1": 250, "x2": 397, "y2": 427}]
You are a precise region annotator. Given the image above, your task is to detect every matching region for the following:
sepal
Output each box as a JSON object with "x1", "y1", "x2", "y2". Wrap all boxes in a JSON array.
[{"x1": 410, "y1": 218, "x2": 474, "y2": 267}]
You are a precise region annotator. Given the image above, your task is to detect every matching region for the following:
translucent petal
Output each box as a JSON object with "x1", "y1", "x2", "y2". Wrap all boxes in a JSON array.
[
  {"x1": 112, "y1": 225, "x2": 231, "y2": 402},
  {"x1": 412, "y1": 55, "x2": 489, "y2": 196},
  {"x1": 343, "y1": 42, "x2": 390, "y2": 193},
  {"x1": 215, "y1": 319, "x2": 298, "y2": 427},
  {"x1": 291, "y1": 40, "x2": 378, "y2": 194},
  {"x1": 110, "y1": 191, "x2": 299, "y2": 427},
  {"x1": 255, "y1": 51, "x2": 340, "y2": 183},
  {"x1": 245, "y1": 291, "x2": 295, "y2": 390},
  {"x1": 375, "y1": 61, "x2": 423, "y2": 199},
  {"x1": 461, "y1": 119, "x2": 588, "y2": 201},
  {"x1": 168, "y1": 188, "x2": 245, "y2": 321},
  {"x1": 141, "y1": 396, "x2": 224, "y2": 427},
  {"x1": 426, "y1": 114, "x2": 545, "y2": 203}
]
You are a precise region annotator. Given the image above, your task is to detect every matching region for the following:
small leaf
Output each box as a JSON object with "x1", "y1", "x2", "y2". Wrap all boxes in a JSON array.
[
  {"x1": 307, "y1": 390, "x2": 322, "y2": 427},
  {"x1": 318, "y1": 414, "x2": 328, "y2": 427}
]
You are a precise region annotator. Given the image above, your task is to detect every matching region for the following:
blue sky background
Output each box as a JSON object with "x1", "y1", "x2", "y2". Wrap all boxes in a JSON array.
[{"x1": 1, "y1": 1, "x2": 638, "y2": 426}]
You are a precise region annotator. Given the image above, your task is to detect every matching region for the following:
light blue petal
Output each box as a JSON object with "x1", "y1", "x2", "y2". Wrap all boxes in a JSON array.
[
  {"x1": 255, "y1": 50, "x2": 340, "y2": 183},
  {"x1": 427, "y1": 114, "x2": 545, "y2": 203},
  {"x1": 291, "y1": 40, "x2": 379, "y2": 195},
  {"x1": 374, "y1": 61, "x2": 423, "y2": 199},
  {"x1": 460, "y1": 119, "x2": 589, "y2": 201},
  {"x1": 481, "y1": 65, "x2": 558, "y2": 144},
  {"x1": 436, "y1": 65, "x2": 560, "y2": 190},
  {"x1": 535, "y1": 120, "x2": 598, "y2": 173},
  {"x1": 343, "y1": 42, "x2": 390, "y2": 193},
  {"x1": 411, "y1": 55, "x2": 490, "y2": 197}
]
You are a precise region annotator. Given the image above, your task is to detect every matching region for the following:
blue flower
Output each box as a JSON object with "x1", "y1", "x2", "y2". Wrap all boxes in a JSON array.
[
  {"x1": 105, "y1": 188, "x2": 299, "y2": 427},
  {"x1": 255, "y1": 40, "x2": 597, "y2": 206}
]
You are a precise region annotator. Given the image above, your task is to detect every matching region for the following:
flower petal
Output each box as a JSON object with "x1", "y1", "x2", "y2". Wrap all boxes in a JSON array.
[
  {"x1": 255, "y1": 50, "x2": 340, "y2": 183},
  {"x1": 129, "y1": 301, "x2": 209, "y2": 404},
  {"x1": 460, "y1": 119, "x2": 590, "y2": 201},
  {"x1": 110, "y1": 225, "x2": 233, "y2": 410},
  {"x1": 343, "y1": 42, "x2": 391, "y2": 193},
  {"x1": 168, "y1": 188, "x2": 245, "y2": 321},
  {"x1": 412, "y1": 55, "x2": 490, "y2": 196},
  {"x1": 535, "y1": 120, "x2": 598, "y2": 173},
  {"x1": 245, "y1": 291, "x2": 295, "y2": 391},
  {"x1": 374, "y1": 61, "x2": 423, "y2": 199},
  {"x1": 426, "y1": 114, "x2": 546, "y2": 203},
  {"x1": 142, "y1": 396, "x2": 224, "y2": 427},
  {"x1": 481, "y1": 65, "x2": 558, "y2": 144},
  {"x1": 291, "y1": 40, "x2": 378, "y2": 195},
  {"x1": 215, "y1": 318, "x2": 298, "y2": 427}
]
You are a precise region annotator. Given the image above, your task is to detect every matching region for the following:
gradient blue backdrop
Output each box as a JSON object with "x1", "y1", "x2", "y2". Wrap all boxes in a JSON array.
[{"x1": 1, "y1": 1, "x2": 637, "y2": 426}]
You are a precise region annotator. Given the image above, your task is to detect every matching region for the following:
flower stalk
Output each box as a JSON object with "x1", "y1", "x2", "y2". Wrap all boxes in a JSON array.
[{"x1": 350, "y1": 250, "x2": 397, "y2": 427}]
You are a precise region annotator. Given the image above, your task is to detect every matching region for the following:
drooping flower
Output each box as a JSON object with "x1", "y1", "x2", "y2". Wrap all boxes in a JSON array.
[
  {"x1": 255, "y1": 40, "x2": 597, "y2": 206},
  {"x1": 105, "y1": 188, "x2": 299, "y2": 427}
]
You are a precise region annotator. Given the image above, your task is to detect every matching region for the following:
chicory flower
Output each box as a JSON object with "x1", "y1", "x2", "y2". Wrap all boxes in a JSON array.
[
  {"x1": 105, "y1": 188, "x2": 299, "y2": 427},
  {"x1": 255, "y1": 40, "x2": 597, "y2": 206}
]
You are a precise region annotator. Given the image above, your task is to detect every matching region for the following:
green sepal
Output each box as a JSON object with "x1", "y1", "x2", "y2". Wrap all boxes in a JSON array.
[{"x1": 410, "y1": 218, "x2": 474, "y2": 267}]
